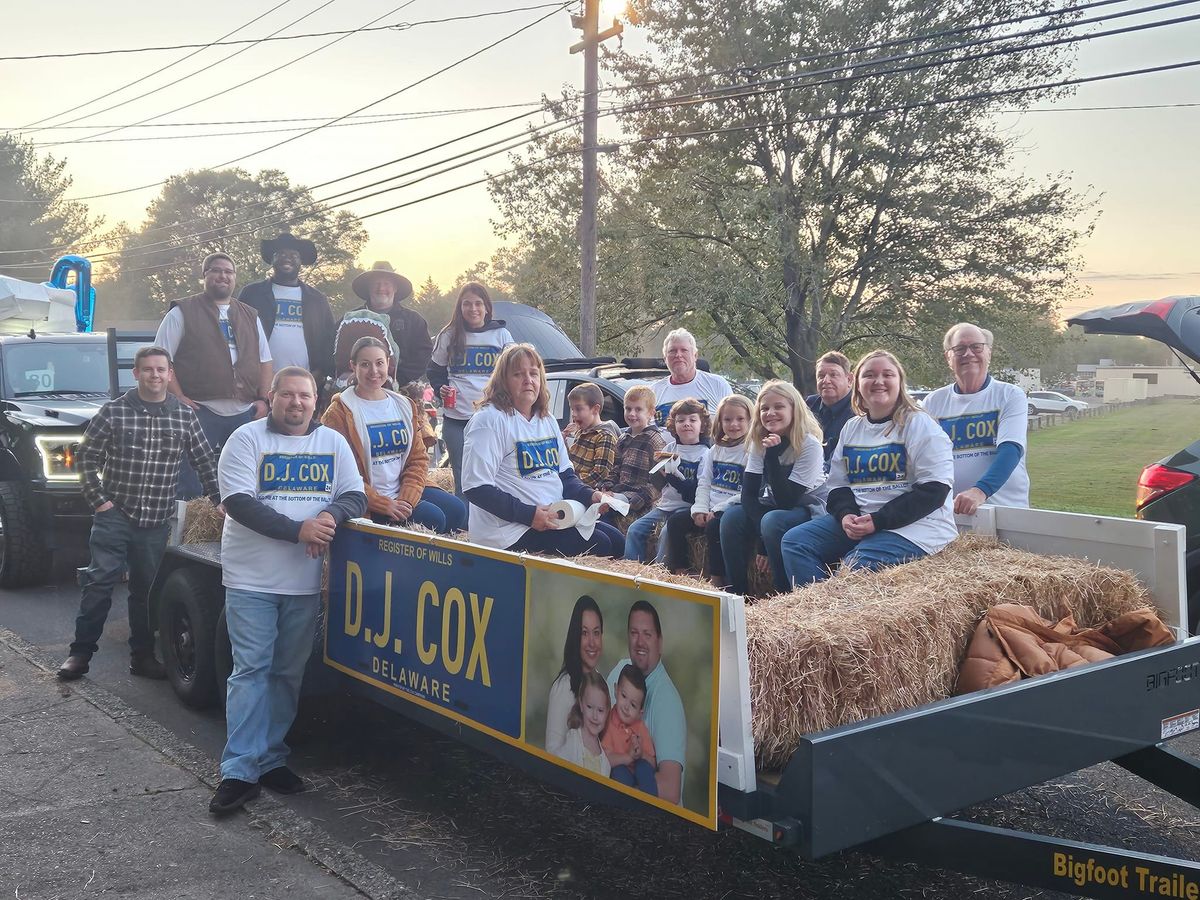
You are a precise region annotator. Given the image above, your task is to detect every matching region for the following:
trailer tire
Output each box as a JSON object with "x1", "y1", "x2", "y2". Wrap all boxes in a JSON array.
[
  {"x1": 159, "y1": 567, "x2": 222, "y2": 709},
  {"x1": 0, "y1": 482, "x2": 51, "y2": 588},
  {"x1": 214, "y1": 606, "x2": 233, "y2": 711}
]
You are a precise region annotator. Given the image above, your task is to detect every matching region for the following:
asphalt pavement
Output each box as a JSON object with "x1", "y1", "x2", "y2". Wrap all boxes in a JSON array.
[{"x1": 2, "y1": 557, "x2": 1200, "y2": 899}]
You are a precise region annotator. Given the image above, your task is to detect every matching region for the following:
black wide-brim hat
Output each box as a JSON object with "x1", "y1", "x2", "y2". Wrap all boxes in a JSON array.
[
  {"x1": 352, "y1": 261, "x2": 414, "y2": 303},
  {"x1": 261, "y1": 231, "x2": 318, "y2": 266}
]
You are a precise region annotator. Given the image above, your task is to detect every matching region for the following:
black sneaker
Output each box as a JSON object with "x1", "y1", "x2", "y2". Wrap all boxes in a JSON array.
[
  {"x1": 208, "y1": 778, "x2": 260, "y2": 816},
  {"x1": 129, "y1": 654, "x2": 167, "y2": 680},
  {"x1": 259, "y1": 765, "x2": 306, "y2": 794}
]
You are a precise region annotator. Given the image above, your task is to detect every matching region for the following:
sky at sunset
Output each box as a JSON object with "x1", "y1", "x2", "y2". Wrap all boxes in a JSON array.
[{"x1": 3, "y1": 0, "x2": 1199, "y2": 320}]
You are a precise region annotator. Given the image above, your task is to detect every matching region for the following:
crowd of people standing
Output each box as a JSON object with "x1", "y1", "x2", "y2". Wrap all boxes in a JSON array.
[{"x1": 52, "y1": 228, "x2": 1030, "y2": 818}]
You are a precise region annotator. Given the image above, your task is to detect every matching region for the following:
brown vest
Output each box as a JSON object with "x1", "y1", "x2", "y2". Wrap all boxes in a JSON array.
[{"x1": 172, "y1": 294, "x2": 264, "y2": 404}]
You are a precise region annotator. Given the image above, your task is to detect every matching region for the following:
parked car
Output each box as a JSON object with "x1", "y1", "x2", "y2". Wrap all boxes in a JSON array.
[
  {"x1": 1026, "y1": 390, "x2": 1089, "y2": 417},
  {"x1": 908, "y1": 389, "x2": 930, "y2": 405},
  {"x1": 1068, "y1": 295, "x2": 1200, "y2": 633}
]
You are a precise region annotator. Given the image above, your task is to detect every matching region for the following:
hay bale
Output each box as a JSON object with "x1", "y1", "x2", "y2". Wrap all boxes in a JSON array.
[
  {"x1": 426, "y1": 467, "x2": 457, "y2": 493},
  {"x1": 182, "y1": 498, "x2": 224, "y2": 544},
  {"x1": 569, "y1": 534, "x2": 1157, "y2": 768}
]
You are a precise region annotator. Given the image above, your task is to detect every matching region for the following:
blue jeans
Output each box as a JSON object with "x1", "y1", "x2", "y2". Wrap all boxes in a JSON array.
[
  {"x1": 221, "y1": 589, "x2": 320, "y2": 782},
  {"x1": 780, "y1": 514, "x2": 927, "y2": 587},
  {"x1": 441, "y1": 416, "x2": 468, "y2": 500},
  {"x1": 611, "y1": 758, "x2": 657, "y2": 795},
  {"x1": 508, "y1": 520, "x2": 625, "y2": 559},
  {"x1": 623, "y1": 506, "x2": 673, "y2": 563},
  {"x1": 70, "y1": 506, "x2": 169, "y2": 658},
  {"x1": 414, "y1": 486, "x2": 468, "y2": 533},
  {"x1": 718, "y1": 505, "x2": 811, "y2": 594},
  {"x1": 178, "y1": 405, "x2": 254, "y2": 499}
]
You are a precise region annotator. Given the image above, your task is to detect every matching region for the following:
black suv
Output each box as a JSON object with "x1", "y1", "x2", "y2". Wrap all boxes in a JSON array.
[
  {"x1": 0, "y1": 331, "x2": 141, "y2": 586},
  {"x1": 1068, "y1": 296, "x2": 1200, "y2": 633}
]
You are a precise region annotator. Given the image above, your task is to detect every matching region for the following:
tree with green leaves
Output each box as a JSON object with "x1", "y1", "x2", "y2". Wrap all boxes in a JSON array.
[
  {"x1": 0, "y1": 134, "x2": 106, "y2": 282},
  {"x1": 490, "y1": 0, "x2": 1093, "y2": 392},
  {"x1": 108, "y1": 168, "x2": 367, "y2": 320}
]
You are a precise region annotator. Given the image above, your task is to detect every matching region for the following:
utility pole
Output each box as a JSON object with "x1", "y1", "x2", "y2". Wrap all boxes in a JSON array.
[{"x1": 571, "y1": 0, "x2": 622, "y2": 357}]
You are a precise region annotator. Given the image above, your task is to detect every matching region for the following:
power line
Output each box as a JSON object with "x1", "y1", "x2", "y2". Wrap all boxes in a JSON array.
[
  {"x1": 35, "y1": 0, "x2": 421, "y2": 149},
  {"x1": 22, "y1": 0, "x2": 336, "y2": 134},
  {"x1": 0, "y1": 4, "x2": 569, "y2": 62},
  {"x1": 19, "y1": 0, "x2": 298, "y2": 130}
]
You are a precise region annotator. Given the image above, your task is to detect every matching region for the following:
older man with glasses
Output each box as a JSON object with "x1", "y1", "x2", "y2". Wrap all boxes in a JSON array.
[{"x1": 921, "y1": 322, "x2": 1030, "y2": 514}]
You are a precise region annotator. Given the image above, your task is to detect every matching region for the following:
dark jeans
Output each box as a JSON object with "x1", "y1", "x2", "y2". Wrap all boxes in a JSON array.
[
  {"x1": 70, "y1": 506, "x2": 169, "y2": 658},
  {"x1": 177, "y1": 404, "x2": 254, "y2": 499},
  {"x1": 372, "y1": 487, "x2": 468, "y2": 534},
  {"x1": 441, "y1": 416, "x2": 468, "y2": 500},
  {"x1": 507, "y1": 520, "x2": 626, "y2": 559},
  {"x1": 662, "y1": 507, "x2": 719, "y2": 573}
]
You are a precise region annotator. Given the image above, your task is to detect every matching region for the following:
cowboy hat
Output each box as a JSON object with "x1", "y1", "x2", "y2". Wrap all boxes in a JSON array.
[
  {"x1": 261, "y1": 231, "x2": 317, "y2": 266},
  {"x1": 352, "y1": 261, "x2": 413, "y2": 304}
]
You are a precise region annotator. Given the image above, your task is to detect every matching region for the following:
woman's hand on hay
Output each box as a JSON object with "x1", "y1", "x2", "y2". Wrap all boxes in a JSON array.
[
  {"x1": 693, "y1": 512, "x2": 712, "y2": 527},
  {"x1": 215, "y1": 503, "x2": 226, "y2": 518},
  {"x1": 842, "y1": 514, "x2": 876, "y2": 540},
  {"x1": 953, "y1": 487, "x2": 987, "y2": 515}
]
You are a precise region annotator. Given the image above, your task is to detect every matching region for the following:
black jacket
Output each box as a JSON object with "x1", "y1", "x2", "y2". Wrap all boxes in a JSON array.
[
  {"x1": 805, "y1": 392, "x2": 854, "y2": 464},
  {"x1": 351, "y1": 302, "x2": 432, "y2": 386},
  {"x1": 238, "y1": 279, "x2": 336, "y2": 383}
]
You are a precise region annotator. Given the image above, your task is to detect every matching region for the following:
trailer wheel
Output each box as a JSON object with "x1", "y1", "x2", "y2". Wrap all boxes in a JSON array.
[
  {"x1": 0, "y1": 482, "x2": 51, "y2": 587},
  {"x1": 214, "y1": 606, "x2": 233, "y2": 710},
  {"x1": 159, "y1": 567, "x2": 222, "y2": 709}
]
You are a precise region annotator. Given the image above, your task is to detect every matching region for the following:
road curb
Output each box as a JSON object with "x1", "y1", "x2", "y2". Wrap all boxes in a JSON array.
[{"x1": 0, "y1": 627, "x2": 416, "y2": 900}]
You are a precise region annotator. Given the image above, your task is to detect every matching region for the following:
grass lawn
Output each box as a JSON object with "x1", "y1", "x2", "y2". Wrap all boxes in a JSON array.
[{"x1": 1027, "y1": 399, "x2": 1199, "y2": 517}]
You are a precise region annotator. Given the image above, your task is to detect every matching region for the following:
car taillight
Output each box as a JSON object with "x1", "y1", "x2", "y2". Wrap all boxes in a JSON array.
[{"x1": 1136, "y1": 464, "x2": 1196, "y2": 511}]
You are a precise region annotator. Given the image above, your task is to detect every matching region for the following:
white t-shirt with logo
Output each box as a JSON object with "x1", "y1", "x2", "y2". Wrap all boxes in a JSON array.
[
  {"x1": 693, "y1": 442, "x2": 748, "y2": 514},
  {"x1": 155, "y1": 302, "x2": 272, "y2": 416},
  {"x1": 921, "y1": 377, "x2": 1030, "y2": 509},
  {"x1": 340, "y1": 391, "x2": 414, "y2": 499},
  {"x1": 431, "y1": 326, "x2": 516, "y2": 421},
  {"x1": 650, "y1": 370, "x2": 733, "y2": 427},
  {"x1": 268, "y1": 283, "x2": 308, "y2": 371},
  {"x1": 219, "y1": 419, "x2": 364, "y2": 595},
  {"x1": 461, "y1": 405, "x2": 573, "y2": 549},
  {"x1": 825, "y1": 412, "x2": 957, "y2": 554},
  {"x1": 745, "y1": 433, "x2": 829, "y2": 505},
  {"x1": 655, "y1": 439, "x2": 710, "y2": 513}
]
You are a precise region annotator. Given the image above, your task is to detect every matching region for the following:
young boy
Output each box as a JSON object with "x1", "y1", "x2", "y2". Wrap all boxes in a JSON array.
[
  {"x1": 623, "y1": 396, "x2": 710, "y2": 563},
  {"x1": 601, "y1": 664, "x2": 657, "y2": 795},
  {"x1": 564, "y1": 382, "x2": 620, "y2": 489},
  {"x1": 598, "y1": 385, "x2": 666, "y2": 519}
]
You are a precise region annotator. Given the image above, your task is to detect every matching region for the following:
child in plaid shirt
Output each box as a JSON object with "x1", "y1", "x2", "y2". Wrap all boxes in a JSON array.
[
  {"x1": 598, "y1": 385, "x2": 666, "y2": 518},
  {"x1": 563, "y1": 383, "x2": 620, "y2": 489}
]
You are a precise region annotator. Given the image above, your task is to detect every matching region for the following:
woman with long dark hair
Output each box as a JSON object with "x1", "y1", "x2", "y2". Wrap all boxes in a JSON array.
[
  {"x1": 545, "y1": 596, "x2": 603, "y2": 757},
  {"x1": 427, "y1": 283, "x2": 514, "y2": 499}
]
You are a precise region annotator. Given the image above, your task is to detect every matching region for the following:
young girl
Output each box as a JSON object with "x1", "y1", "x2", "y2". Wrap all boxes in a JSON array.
[
  {"x1": 427, "y1": 283, "x2": 515, "y2": 498},
  {"x1": 780, "y1": 350, "x2": 957, "y2": 585},
  {"x1": 322, "y1": 337, "x2": 466, "y2": 532},
  {"x1": 557, "y1": 670, "x2": 612, "y2": 777},
  {"x1": 720, "y1": 381, "x2": 826, "y2": 596},
  {"x1": 601, "y1": 664, "x2": 657, "y2": 795},
  {"x1": 623, "y1": 397, "x2": 710, "y2": 564},
  {"x1": 662, "y1": 394, "x2": 753, "y2": 582}
]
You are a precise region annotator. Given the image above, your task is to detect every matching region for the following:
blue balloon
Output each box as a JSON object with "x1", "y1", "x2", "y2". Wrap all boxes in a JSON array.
[{"x1": 47, "y1": 255, "x2": 93, "y2": 332}]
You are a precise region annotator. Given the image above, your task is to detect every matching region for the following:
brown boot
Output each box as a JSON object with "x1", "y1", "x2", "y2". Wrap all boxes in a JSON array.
[{"x1": 56, "y1": 655, "x2": 90, "y2": 680}]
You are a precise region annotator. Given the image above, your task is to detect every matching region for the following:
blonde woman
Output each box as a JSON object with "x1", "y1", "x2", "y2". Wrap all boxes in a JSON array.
[
  {"x1": 718, "y1": 380, "x2": 827, "y2": 595},
  {"x1": 780, "y1": 350, "x2": 956, "y2": 586},
  {"x1": 460, "y1": 343, "x2": 625, "y2": 557}
]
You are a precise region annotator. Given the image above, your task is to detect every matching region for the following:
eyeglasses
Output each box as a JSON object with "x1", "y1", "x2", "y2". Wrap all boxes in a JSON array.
[{"x1": 947, "y1": 342, "x2": 989, "y2": 357}]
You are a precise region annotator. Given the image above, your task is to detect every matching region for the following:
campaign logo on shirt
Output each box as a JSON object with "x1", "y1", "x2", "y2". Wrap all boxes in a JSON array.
[
  {"x1": 367, "y1": 421, "x2": 410, "y2": 462},
  {"x1": 711, "y1": 460, "x2": 744, "y2": 491},
  {"x1": 655, "y1": 399, "x2": 708, "y2": 426},
  {"x1": 258, "y1": 453, "x2": 335, "y2": 494},
  {"x1": 275, "y1": 298, "x2": 304, "y2": 324},
  {"x1": 843, "y1": 443, "x2": 907, "y2": 485},
  {"x1": 515, "y1": 437, "x2": 560, "y2": 479},
  {"x1": 218, "y1": 319, "x2": 236, "y2": 347},
  {"x1": 450, "y1": 344, "x2": 503, "y2": 377},
  {"x1": 937, "y1": 410, "x2": 999, "y2": 452},
  {"x1": 678, "y1": 458, "x2": 701, "y2": 482}
]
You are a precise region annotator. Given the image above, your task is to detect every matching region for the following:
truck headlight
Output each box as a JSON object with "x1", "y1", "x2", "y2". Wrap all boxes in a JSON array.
[{"x1": 34, "y1": 434, "x2": 85, "y2": 482}]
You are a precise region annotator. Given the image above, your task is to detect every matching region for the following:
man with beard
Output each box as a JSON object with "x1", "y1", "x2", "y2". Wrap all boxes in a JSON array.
[
  {"x1": 155, "y1": 252, "x2": 273, "y2": 497},
  {"x1": 209, "y1": 367, "x2": 365, "y2": 816},
  {"x1": 238, "y1": 232, "x2": 336, "y2": 394}
]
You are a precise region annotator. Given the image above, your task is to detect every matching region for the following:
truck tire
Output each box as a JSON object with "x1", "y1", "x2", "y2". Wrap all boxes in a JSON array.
[
  {"x1": 0, "y1": 482, "x2": 51, "y2": 587},
  {"x1": 159, "y1": 567, "x2": 222, "y2": 709},
  {"x1": 214, "y1": 607, "x2": 233, "y2": 711}
]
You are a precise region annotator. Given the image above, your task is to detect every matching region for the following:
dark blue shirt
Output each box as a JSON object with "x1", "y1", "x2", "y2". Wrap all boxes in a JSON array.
[{"x1": 805, "y1": 392, "x2": 854, "y2": 466}]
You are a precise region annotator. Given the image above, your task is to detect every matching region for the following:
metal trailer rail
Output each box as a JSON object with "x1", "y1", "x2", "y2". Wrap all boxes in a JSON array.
[{"x1": 151, "y1": 507, "x2": 1200, "y2": 900}]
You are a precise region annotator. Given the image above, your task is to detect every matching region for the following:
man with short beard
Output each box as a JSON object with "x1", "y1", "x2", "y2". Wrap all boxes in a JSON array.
[
  {"x1": 155, "y1": 252, "x2": 273, "y2": 497},
  {"x1": 238, "y1": 232, "x2": 336, "y2": 392}
]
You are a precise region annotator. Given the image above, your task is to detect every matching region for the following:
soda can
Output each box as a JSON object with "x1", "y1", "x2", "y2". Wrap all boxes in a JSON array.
[{"x1": 444, "y1": 386, "x2": 458, "y2": 409}]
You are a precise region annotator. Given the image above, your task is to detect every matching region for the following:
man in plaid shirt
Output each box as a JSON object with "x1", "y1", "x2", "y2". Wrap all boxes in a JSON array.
[{"x1": 57, "y1": 347, "x2": 220, "y2": 682}]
